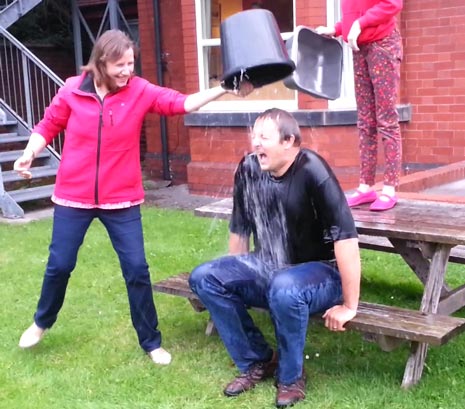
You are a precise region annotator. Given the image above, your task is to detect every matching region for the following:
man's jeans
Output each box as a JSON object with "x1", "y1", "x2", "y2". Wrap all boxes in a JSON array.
[
  {"x1": 189, "y1": 254, "x2": 342, "y2": 385},
  {"x1": 34, "y1": 204, "x2": 162, "y2": 352}
]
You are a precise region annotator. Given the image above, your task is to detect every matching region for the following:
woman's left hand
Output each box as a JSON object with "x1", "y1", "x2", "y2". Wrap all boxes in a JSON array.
[{"x1": 348, "y1": 20, "x2": 361, "y2": 51}]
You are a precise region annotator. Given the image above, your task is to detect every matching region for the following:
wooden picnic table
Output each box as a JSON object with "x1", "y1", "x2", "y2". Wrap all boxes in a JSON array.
[{"x1": 193, "y1": 197, "x2": 465, "y2": 388}]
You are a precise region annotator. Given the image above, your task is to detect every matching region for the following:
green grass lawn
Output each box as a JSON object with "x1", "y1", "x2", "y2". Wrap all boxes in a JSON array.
[{"x1": 1, "y1": 206, "x2": 465, "y2": 408}]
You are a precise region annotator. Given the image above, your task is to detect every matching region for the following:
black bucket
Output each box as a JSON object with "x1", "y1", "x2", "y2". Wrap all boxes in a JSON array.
[
  {"x1": 220, "y1": 9, "x2": 295, "y2": 90},
  {"x1": 284, "y1": 26, "x2": 343, "y2": 100}
]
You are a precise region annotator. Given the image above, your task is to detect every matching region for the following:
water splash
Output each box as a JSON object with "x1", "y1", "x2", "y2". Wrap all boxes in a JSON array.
[
  {"x1": 232, "y1": 69, "x2": 250, "y2": 92},
  {"x1": 241, "y1": 154, "x2": 291, "y2": 274}
]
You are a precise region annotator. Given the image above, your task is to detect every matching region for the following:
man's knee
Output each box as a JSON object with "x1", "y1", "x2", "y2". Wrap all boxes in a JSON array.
[
  {"x1": 189, "y1": 263, "x2": 211, "y2": 293},
  {"x1": 268, "y1": 272, "x2": 300, "y2": 308}
]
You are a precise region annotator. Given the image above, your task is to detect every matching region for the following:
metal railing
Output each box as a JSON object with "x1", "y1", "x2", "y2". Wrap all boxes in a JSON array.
[
  {"x1": 0, "y1": 25, "x2": 64, "y2": 156},
  {"x1": 0, "y1": 0, "x2": 44, "y2": 29}
]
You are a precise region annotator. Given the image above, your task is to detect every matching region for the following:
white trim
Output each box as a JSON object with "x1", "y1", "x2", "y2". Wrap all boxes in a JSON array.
[{"x1": 195, "y1": 0, "x2": 207, "y2": 90}]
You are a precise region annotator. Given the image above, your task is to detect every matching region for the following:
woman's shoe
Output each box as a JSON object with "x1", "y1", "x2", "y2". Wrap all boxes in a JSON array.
[
  {"x1": 148, "y1": 347, "x2": 172, "y2": 365},
  {"x1": 18, "y1": 322, "x2": 46, "y2": 348},
  {"x1": 369, "y1": 194, "x2": 398, "y2": 211},
  {"x1": 346, "y1": 189, "x2": 377, "y2": 207}
]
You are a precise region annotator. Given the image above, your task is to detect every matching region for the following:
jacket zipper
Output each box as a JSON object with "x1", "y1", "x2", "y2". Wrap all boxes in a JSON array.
[{"x1": 95, "y1": 99, "x2": 104, "y2": 205}]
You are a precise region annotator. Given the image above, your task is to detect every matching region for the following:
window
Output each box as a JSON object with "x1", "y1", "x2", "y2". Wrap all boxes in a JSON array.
[
  {"x1": 326, "y1": 0, "x2": 356, "y2": 109},
  {"x1": 195, "y1": 0, "x2": 296, "y2": 111}
]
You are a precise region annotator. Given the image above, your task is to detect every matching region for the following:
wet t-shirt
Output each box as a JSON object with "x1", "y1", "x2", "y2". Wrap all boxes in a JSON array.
[{"x1": 229, "y1": 149, "x2": 358, "y2": 266}]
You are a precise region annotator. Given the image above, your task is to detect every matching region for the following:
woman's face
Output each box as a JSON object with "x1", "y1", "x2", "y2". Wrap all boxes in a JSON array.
[{"x1": 105, "y1": 48, "x2": 135, "y2": 88}]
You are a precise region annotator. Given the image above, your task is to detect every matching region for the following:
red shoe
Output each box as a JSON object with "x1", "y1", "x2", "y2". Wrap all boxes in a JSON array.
[
  {"x1": 346, "y1": 189, "x2": 377, "y2": 207},
  {"x1": 369, "y1": 194, "x2": 397, "y2": 211}
]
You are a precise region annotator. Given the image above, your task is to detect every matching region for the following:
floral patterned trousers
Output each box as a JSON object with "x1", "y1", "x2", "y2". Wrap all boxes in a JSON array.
[{"x1": 353, "y1": 29, "x2": 403, "y2": 187}]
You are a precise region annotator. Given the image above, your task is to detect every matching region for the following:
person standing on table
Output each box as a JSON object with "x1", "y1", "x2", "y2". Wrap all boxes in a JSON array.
[
  {"x1": 316, "y1": 0, "x2": 403, "y2": 211},
  {"x1": 13, "y1": 29, "x2": 252, "y2": 365},
  {"x1": 189, "y1": 108, "x2": 361, "y2": 407}
]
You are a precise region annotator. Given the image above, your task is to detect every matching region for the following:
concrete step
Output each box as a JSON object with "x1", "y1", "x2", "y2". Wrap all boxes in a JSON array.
[
  {"x1": 0, "y1": 133, "x2": 29, "y2": 143},
  {"x1": 2, "y1": 165, "x2": 57, "y2": 182},
  {"x1": 8, "y1": 184, "x2": 55, "y2": 203},
  {"x1": 0, "y1": 119, "x2": 18, "y2": 127},
  {"x1": 0, "y1": 149, "x2": 50, "y2": 164}
]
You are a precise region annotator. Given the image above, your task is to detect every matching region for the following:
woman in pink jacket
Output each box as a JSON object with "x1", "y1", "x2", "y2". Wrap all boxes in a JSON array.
[
  {"x1": 13, "y1": 29, "x2": 252, "y2": 365},
  {"x1": 317, "y1": 0, "x2": 403, "y2": 211}
]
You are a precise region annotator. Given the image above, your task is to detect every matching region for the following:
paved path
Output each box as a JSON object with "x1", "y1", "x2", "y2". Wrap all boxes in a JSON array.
[{"x1": 0, "y1": 183, "x2": 216, "y2": 224}]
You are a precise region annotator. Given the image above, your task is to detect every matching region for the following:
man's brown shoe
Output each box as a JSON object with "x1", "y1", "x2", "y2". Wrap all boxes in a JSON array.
[
  {"x1": 275, "y1": 375, "x2": 306, "y2": 408},
  {"x1": 224, "y1": 351, "x2": 278, "y2": 397}
]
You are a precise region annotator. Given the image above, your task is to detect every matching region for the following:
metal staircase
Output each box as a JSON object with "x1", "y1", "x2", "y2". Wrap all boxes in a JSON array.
[
  {"x1": 0, "y1": 0, "x2": 138, "y2": 218},
  {"x1": 0, "y1": 20, "x2": 63, "y2": 218}
]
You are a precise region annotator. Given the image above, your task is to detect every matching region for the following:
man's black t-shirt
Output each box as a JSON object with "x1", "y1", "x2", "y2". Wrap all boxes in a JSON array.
[{"x1": 229, "y1": 149, "x2": 358, "y2": 266}]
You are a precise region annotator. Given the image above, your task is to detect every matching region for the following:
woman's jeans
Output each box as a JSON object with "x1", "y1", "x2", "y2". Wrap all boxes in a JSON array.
[
  {"x1": 189, "y1": 254, "x2": 342, "y2": 385},
  {"x1": 34, "y1": 204, "x2": 162, "y2": 352}
]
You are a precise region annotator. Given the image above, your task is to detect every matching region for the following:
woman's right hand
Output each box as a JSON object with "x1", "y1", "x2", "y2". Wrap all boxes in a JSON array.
[
  {"x1": 13, "y1": 149, "x2": 34, "y2": 179},
  {"x1": 228, "y1": 80, "x2": 254, "y2": 98},
  {"x1": 315, "y1": 26, "x2": 336, "y2": 37}
]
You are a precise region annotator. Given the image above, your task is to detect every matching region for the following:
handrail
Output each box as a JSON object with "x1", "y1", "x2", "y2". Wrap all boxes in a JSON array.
[
  {"x1": 0, "y1": 26, "x2": 64, "y2": 85},
  {"x1": 0, "y1": 25, "x2": 65, "y2": 155}
]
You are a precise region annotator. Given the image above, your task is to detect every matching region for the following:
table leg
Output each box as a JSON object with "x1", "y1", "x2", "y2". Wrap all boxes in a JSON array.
[{"x1": 400, "y1": 243, "x2": 451, "y2": 388}]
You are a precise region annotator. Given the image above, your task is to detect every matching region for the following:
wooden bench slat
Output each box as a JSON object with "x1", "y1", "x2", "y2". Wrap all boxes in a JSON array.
[
  {"x1": 153, "y1": 273, "x2": 465, "y2": 346},
  {"x1": 194, "y1": 200, "x2": 465, "y2": 264},
  {"x1": 152, "y1": 273, "x2": 194, "y2": 298},
  {"x1": 358, "y1": 234, "x2": 465, "y2": 264},
  {"x1": 347, "y1": 303, "x2": 465, "y2": 345}
]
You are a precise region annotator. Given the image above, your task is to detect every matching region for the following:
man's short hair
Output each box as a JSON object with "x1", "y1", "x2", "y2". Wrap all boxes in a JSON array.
[{"x1": 255, "y1": 108, "x2": 302, "y2": 146}]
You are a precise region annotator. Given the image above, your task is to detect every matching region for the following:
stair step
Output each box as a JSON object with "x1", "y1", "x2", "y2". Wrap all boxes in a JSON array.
[
  {"x1": 0, "y1": 133, "x2": 29, "y2": 143},
  {"x1": 0, "y1": 120, "x2": 17, "y2": 126},
  {"x1": 0, "y1": 149, "x2": 50, "y2": 164},
  {"x1": 2, "y1": 165, "x2": 57, "y2": 182},
  {"x1": 8, "y1": 184, "x2": 55, "y2": 203}
]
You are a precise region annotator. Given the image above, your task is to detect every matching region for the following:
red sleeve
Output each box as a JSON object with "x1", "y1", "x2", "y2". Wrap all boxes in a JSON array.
[
  {"x1": 146, "y1": 83, "x2": 188, "y2": 116},
  {"x1": 334, "y1": 21, "x2": 343, "y2": 37},
  {"x1": 32, "y1": 84, "x2": 71, "y2": 144},
  {"x1": 358, "y1": 0, "x2": 403, "y2": 29}
]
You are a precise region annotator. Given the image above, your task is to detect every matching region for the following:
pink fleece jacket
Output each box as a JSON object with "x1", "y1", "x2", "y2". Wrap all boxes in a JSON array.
[
  {"x1": 33, "y1": 73, "x2": 187, "y2": 205},
  {"x1": 334, "y1": 0, "x2": 403, "y2": 45}
]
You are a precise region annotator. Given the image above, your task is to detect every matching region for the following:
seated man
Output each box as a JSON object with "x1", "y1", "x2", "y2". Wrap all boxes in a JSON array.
[{"x1": 189, "y1": 108, "x2": 361, "y2": 408}]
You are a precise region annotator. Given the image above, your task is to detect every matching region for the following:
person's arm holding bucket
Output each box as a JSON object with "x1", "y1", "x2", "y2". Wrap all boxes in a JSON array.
[{"x1": 184, "y1": 81, "x2": 253, "y2": 112}]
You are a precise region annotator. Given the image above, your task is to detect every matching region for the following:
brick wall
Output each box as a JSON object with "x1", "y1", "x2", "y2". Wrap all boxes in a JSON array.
[
  {"x1": 139, "y1": 0, "x2": 465, "y2": 195},
  {"x1": 401, "y1": 0, "x2": 465, "y2": 167},
  {"x1": 138, "y1": 0, "x2": 192, "y2": 182}
]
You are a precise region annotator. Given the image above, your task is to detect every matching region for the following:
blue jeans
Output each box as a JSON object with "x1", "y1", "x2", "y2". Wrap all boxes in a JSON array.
[
  {"x1": 34, "y1": 204, "x2": 162, "y2": 352},
  {"x1": 189, "y1": 254, "x2": 342, "y2": 385}
]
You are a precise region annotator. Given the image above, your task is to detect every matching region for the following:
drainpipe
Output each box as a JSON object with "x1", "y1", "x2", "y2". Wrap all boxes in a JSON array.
[{"x1": 153, "y1": 0, "x2": 171, "y2": 180}]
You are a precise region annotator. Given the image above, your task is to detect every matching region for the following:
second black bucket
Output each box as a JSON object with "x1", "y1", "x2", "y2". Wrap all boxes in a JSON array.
[
  {"x1": 284, "y1": 26, "x2": 343, "y2": 100},
  {"x1": 220, "y1": 9, "x2": 295, "y2": 90}
]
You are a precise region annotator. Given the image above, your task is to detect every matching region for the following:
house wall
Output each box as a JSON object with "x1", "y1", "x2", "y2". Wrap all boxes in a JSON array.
[
  {"x1": 138, "y1": 0, "x2": 465, "y2": 196},
  {"x1": 137, "y1": 0, "x2": 192, "y2": 181},
  {"x1": 400, "y1": 0, "x2": 465, "y2": 169}
]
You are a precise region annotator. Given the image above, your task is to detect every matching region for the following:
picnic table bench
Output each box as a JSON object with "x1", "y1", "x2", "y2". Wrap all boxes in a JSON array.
[{"x1": 152, "y1": 197, "x2": 465, "y2": 388}]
